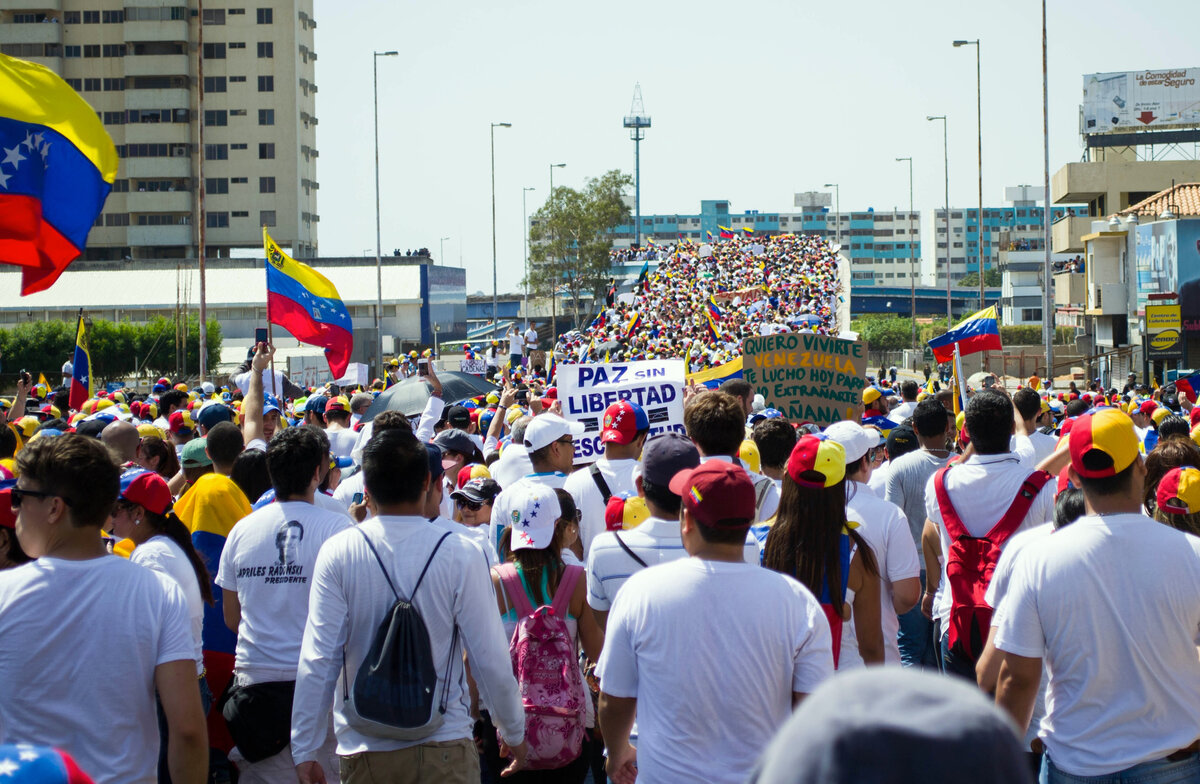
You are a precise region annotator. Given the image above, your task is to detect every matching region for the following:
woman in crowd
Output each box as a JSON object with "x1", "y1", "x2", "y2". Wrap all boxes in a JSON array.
[{"x1": 136, "y1": 435, "x2": 180, "y2": 481}]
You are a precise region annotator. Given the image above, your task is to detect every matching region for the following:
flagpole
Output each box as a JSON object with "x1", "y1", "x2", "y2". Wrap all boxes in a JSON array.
[
  {"x1": 954, "y1": 343, "x2": 967, "y2": 412},
  {"x1": 263, "y1": 227, "x2": 278, "y2": 397}
]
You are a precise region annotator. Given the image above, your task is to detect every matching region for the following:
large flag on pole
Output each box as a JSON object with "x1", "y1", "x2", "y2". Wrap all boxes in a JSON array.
[
  {"x1": 0, "y1": 54, "x2": 119, "y2": 295},
  {"x1": 69, "y1": 311, "x2": 92, "y2": 411},
  {"x1": 264, "y1": 228, "x2": 353, "y2": 378},
  {"x1": 927, "y1": 305, "x2": 1001, "y2": 363}
]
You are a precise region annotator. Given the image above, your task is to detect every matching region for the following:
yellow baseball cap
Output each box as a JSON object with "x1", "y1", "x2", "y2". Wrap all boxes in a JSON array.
[
  {"x1": 1152, "y1": 406, "x2": 1170, "y2": 426},
  {"x1": 1069, "y1": 408, "x2": 1139, "y2": 478},
  {"x1": 786, "y1": 435, "x2": 846, "y2": 488},
  {"x1": 1157, "y1": 466, "x2": 1200, "y2": 515},
  {"x1": 739, "y1": 439, "x2": 761, "y2": 474},
  {"x1": 862, "y1": 387, "x2": 882, "y2": 406}
]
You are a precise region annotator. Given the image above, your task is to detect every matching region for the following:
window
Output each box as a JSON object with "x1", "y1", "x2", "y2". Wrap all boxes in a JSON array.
[
  {"x1": 257, "y1": 41, "x2": 273, "y2": 58},
  {"x1": 257, "y1": 75, "x2": 274, "y2": 92},
  {"x1": 206, "y1": 177, "x2": 229, "y2": 194},
  {"x1": 229, "y1": 8, "x2": 246, "y2": 14},
  {"x1": 63, "y1": 11, "x2": 80, "y2": 23},
  {"x1": 64, "y1": 46, "x2": 81, "y2": 58},
  {"x1": 258, "y1": 108, "x2": 274, "y2": 125},
  {"x1": 230, "y1": 143, "x2": 247, "y2": 150},
  {"x1": 231, "y1": 210, "x2": 249, "y2": 217},
  {"x1": 258, "y1": 143, "x2": 275, "y2": 159},
  {"x1": 1021, "y1": 308, "x2": 1043, "y2": 322},
  {"x1": 260, "y1": 210, "x2": 276, "y2": 227},
  {"x1": 204, "y1": 110, "x2": 227, "y2": 126},
  {"x1": 202, "y1": 8, "x2": 225, "y2": 24},
  {"x1": 83, "y1": 10, "x2": 99, "y2": 23},
  {"x1": 130, "y1": 76, "x2": 186, "y2": 89},
  {"x1": 229, "y1": 109, "x2": 247, "y2": 116},
  {"x1": 203, "y1": 76, "x2": 227, "y2": 92},
  {"x1": 83, "y1": 45, "x2": 100, "y2": 58},
  {"x1": 64, "y1": 78, "x2": 82, "y2": 90},
  {"x1": 102, "y1": 10, "x2": 124, "y2": 23},
  {"x1": 229, "y1": 75, "x2": 247, "y2": 83},
  {"x1": 207, "y1": 212, "x2": 230, "y2": 228},
  {"x1": 104, "y1": 213, "x2": 130, "y2": 227},
  {"x1": 123, "y1": 143, "x2": 173, "y2": 157},
  {"x1": 256, "y1": 8, "x2": 273, "y2": 23},
  {"x1": 110, "y1": 179, "x2": 129, "y2": 192},
  {"x1": 83, "y1": 78, "x2": 101, "y2": 91},
  {"x1": 231, "y1": 177, "x2": 248, "y2": 184},
  {"x1": 259, "y1": 176, "x2": 275, "y2": 193},
  {"x1": 102, "y1": 111, "x2": 125, "y2": 124},
  {"x1": 102, "y1": 78, "x2": 125, "y2": 91},
  {"x1": 125, "y1": 6, "x2": 187, "y2": 21},
  {"x1": 203, "y1": 43, "x2": 226, "y2": 59},
  {"x1": 229, "y1": 41, "x2": 246, "y2": 49},
  {"x1": 205, "y1": 143, "x2": 228, "y2": 160},
  {"x1": 102, "y1": 44, "x2": 126, "y2": 57}
]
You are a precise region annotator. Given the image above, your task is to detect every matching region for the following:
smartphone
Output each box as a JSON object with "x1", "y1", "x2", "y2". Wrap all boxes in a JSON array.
[
  {"x1": 352, "y1": 492, "x2": 364, "y2": 505},
  {"x1": 418, "y1": 358, "x2": 429, "y2": 377},
  {"x1": 255, "y1": 328, "x2": 268, "y2": 346}
]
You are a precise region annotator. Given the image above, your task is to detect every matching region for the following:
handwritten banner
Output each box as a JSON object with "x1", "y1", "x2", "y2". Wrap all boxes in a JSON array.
[{"x1": 742, "y1": 333, "x2": 867, "y2": 426}]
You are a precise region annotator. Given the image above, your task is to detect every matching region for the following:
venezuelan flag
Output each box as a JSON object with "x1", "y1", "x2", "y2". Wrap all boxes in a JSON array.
[
  {"x1": 927, "y1": 305, "x2": 1002, "y2": 363},
  {"x1": 718, "y1": 225, "x2": 735, "y2": 239},
  {"x1": 624, "y1": 311, "x2": 642, "y2": 339},
  {"x1": 706, "y1": 296, "x2": 723, "y2": 320},
  {"x1": 1175, "y1": 372, "x2": 1200, "y2": 403},
  {"x1": 742, "y1": 226, "x2": 754, "y2": 235},
  {"x1": 264, "y1": 228, "x2": 353, "y2": 378},
  {"x1": 645, "y1": 236, "x2": 655, "y2": 246},
  {"x1": 546, "y1": 351, "x2": 556, "y2": 383},
  {"x1": 68, "y1": 313, "x2": 91, "y2": 411},
  {"x1": 706, "y1": 311, "x2": 721, "y2": 342},
  {"x1": 686, "y1": 356, "x2": 743, "y2": 390},
  {"x1": 0, "y1": 54, "x2": 118, "y2": 295},
  {"x1": 706, "y1": 230, "x2": 714, "y2": 241}
]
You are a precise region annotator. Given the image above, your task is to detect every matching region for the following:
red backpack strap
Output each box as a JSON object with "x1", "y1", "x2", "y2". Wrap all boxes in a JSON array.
[
  {"x1": 494, "y1": 563, "x2": 535, "y2": 617},
  {"x1": 986, "y1": 470, "x2": 1052, "y2": 545},
  {"x1": 933, "y1": 465, "x2": 968, "y2": 540},
  {"x1": 550, "y1": 565, "x2": 584, "y2": 618}
]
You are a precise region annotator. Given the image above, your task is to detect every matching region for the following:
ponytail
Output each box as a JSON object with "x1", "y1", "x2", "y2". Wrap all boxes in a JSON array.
[{"x1": 143, "y1": 509, "x2": 214, "y2": 605}]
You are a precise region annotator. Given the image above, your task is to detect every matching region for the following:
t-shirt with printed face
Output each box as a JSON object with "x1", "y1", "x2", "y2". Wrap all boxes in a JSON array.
[{"x1": 216, "y1": 501, "x2": 350, "y2": 683}]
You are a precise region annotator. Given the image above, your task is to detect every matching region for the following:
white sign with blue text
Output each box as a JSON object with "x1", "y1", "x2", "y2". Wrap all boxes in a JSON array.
[{"x1": 557, "y1": 359, "x2": 686, "y2": 464}]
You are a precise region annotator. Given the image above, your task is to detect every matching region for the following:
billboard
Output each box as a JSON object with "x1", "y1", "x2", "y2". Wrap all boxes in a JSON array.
[
  {"x1": 1082, "y1": 69, "x2": 1200, "y2": 134},
  {"x1": 1145, "y1": 303, "x2": 1183, "y2": 359},
  {"x1": 1138, "y1": 219, "x2": 1200, "y2": 331}
]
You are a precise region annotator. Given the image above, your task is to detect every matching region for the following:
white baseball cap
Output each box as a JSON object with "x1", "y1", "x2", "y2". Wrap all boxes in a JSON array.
[
  {"x1": 508, "y1": 483, "x2": 562, "y2": 551},
  {"x1": 522, "y1": 413, "x2": 585, "y2": 452},
  {"x1": 823, "y1": 420, "x2": 878, "y2": 464}
]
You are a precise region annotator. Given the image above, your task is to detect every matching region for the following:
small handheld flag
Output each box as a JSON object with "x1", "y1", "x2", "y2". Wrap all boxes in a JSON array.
[{"x1": 69, "y1": 311, "x2": 92, "y2": 410}]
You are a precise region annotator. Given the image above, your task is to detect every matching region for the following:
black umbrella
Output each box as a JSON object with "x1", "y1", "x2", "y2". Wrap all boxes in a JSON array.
[{"x1": 362, "y1": 371, "x2": 499, "y2": 422}]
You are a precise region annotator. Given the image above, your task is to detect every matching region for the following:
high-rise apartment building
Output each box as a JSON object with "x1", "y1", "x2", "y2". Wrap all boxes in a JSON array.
[{"x1": 0, "y1": 0, "x2": 318, "y2": 259}]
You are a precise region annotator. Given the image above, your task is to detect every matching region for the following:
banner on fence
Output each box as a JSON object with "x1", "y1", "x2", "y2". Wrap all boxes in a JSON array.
[
  {"x1": 742, "y1": 333, "x2": 867, "y2": 426},
  {"x1": 557, "y1": 359, "x2": 686, "y2": 464}
]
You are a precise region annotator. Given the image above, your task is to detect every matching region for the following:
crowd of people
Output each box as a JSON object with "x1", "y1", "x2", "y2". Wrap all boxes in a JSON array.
[
  {"x1": 553, "y1": 235, "x2": 842, "y2": 373},
  {"x1": 3, "y1": 326, "x2": 1200, "y2": 784}
]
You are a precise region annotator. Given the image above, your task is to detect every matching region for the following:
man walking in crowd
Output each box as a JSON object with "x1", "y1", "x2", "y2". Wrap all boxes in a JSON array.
[
  {"x1": 891, "y1": 381, "x2": 920, "y2": 422},
  {"x1": 0, "y1": 435, "x2": 207, "y2": 784},
  {"x1": 293, "y1": 429, "x2": 527, "y2": 783},
  {"x1": 598, "y1": 460, "x2": 833, "y2": 784},
  {"x1": 995, "y1": 408, "x2": 1200, "y2": 781},
  {"x1": 565, "y1": 400, "x2": 648, "y2": 558},
  {"x1": 216, "y1": 427, "x2": 350, "y2": 780},
  {"x1": 684, "y1": 391, "x2": 779, "y2": 524}
]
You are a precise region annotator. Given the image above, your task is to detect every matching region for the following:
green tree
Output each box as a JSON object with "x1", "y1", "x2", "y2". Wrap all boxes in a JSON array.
[
  {"x1": 527, "y1": 169, "x2": 633, "y2": 328},
  {"x1": 851, "y1": 315, "x2": 917, "y2": 351},
  {"x1": 957, "y1": 268, "x2": 1002, "y2": 287}
]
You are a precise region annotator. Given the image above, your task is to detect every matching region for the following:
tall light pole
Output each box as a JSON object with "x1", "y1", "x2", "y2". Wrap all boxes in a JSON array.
[
  {"x1": 522, "y1": 186, "x2": 535, "y2": 329},
  {"x1": 927, "y1": 115, "x2": 951, "y2": 325},
  {"x1": 373, "y1": 50, "x2": 397, "y2": 373},
  {"x1": 896, "y1": 157, "x2": 916, "y2": 350},
  {"x1": 1041, "y1": 1, "x2": 1053, "y2": 382},
  {"x1": 824, "y1": 182, "x2": 841, "y2": 248},
  {"x1": 548, "y1": 163, "x2": 566, "y2": 332},
  {"x1": 954, "y1": 39, "x2": 984, "y2": 310},
  {"x1": 490, "y1": 122, "x2": 512, "y2": 335},
  {"x1": 439, "y1": 236, "x2": 450, "y2": 262},
  {"x1": 623, "y1": 84, "x2": 651, "y2": 248}
]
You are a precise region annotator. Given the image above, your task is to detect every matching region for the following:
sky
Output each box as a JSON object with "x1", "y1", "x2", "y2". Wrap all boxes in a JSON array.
[{"x1": 311, "y1": 0, "x2": 1200, "y2": 295}]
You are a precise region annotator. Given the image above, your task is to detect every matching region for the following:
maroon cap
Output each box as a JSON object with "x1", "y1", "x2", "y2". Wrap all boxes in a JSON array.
[{"x1": 669, "y1": 460, "x2": 755, "y2": 529}]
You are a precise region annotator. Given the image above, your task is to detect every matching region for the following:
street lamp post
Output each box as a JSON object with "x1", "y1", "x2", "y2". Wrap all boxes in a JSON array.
[
  {"x1": 490, "y1": 122, "x2": 512, "y2": 337},
  {"x1": 439, "y1": 236, "x2": 450, "y2": 263},
  {"x1": 1041, "y1": 1, "x2": 1053, "y2": 382},
  {"x1": 896, "y1": 157, "x2": 916, "y2": 350},
  {"x1": 823, "y1": 182, "x2": 841, "y2": 248},
  {"x1": 522, "y1": 186, "x2": 535, "y2": 329},
  {"x1": 373, "y1": 50, "x2": 398, "y2": 374},
  {"x1": 548, "y1": 163, "x2": 566, "y2": 334},
  {"x1": 954, "y1": 39, "x2": 984, "y2": 310},
  {"x1": 927, "y1": 115, "x2": 950, "y2": 325}
]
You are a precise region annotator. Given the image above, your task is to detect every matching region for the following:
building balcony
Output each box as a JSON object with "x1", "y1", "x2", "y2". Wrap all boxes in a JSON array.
[
  {"x1": 123, "y1": 122, "x2": 190, "y2": 145},
  {"x1": 124, "y1": 87, "x2": 191, "y2": 111},
  {"x1": 0, "y1": 0, "x2": 62, "y2": 10},
  {"x1": 123, "y1": 19, "x2": 187, "y2": 43},
  {"x1": 1052, "y1": 215, "x2": 1092, "y2": 254},
  {"x1": 123, "y1": 53, "x2": 188, "y2": 77},
  {"x1": 127, "y1": 190, "x2": 191, "y2": 213},
  {"x1": 124, "y1": 156, "x2": 191, "y2": 179},
  {"x1": 0, "y1": 21, "x2": 60, "y2": 44},
  {"x1": 1054, "y1": 271, "x2": 1085, "y2": 308},
  {"x1": 127, "y1": 224, "x2": 191, "y2": 246}
]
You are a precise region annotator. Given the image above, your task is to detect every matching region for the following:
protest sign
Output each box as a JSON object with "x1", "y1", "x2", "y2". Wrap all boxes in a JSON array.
[
  {"x1": 460, "y1": 358, "x2": 488, "y2": 375},
  {"x1": 557, "y1": 359, "x2": 685, "y2": 464},
  {"x1": 742, "y1": 333, "x2": 866, "y2": 426}
]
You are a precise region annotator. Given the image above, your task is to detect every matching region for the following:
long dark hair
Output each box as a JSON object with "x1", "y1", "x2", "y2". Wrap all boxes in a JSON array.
[
  {"x1": 143, "y1": 508, "x2": 215, "y2": 604},
  {"x1": 499, "y1": 520, "x2": 567, "y2": 606},
  {"x1": 763, "y1": 473, "x2": 877, "y2": 609},
  {"x1": 140, "y1": 436, "x2": 180, "y2": 480}
]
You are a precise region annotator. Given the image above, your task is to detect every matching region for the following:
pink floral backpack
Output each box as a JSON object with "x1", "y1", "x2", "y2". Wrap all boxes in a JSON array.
[{"x1": 495, "y1": 563, "x2": 586, "y2": 770}]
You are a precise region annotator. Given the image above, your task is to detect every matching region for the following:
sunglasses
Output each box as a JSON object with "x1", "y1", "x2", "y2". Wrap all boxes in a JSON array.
[
  {"x1": 10, "y1": 487, "x2": 63, "y2": 507},
  {"x1": 456, "y1": 498, "x2": 486, "y2": 512}
]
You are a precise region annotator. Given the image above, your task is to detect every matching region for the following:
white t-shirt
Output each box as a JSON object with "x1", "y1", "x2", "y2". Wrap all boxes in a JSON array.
[
  {"x1": 866, "y1": 461, "x2": 889, "y2": 498},
  {"x1": 233, "y1": 368, "x2": 289, "y2": 397},
  {"x1": 216, "y1": 501, "x2": 350, "y2": 683},
  {"x1": 523, "y1": 327, "x2": 537, "y2": 349},
  {"x1": 596, "y1": 558, "x2": 834, "y2": 784},
  {"x1": 1028, "y1": 430, "x2": 1058, "y2": 465},
  {"x1": 0, "y1": 556, "x2": 193, "y2": 784},
  {"x1": 839, "y1": 481, "x2": 920, "y2": 668},
  {"x1": 489, "y1": 472, "x2": 567, "y2": 553},
  {"x1": 326, "y1": 427, "x2": 358, "y2": 460},
  {"x1": 890, "y1": 400, "x2": 918, "y2": 422},
  {"x1": 925, "y1": 452, "x2": 1055, "y2": 626},
  {"x1": 563, "y1": 456, "x2": 639, "y2": 558},
  {"x1": 508, "y1": 332, "x2": 523, "y2": 355},
  {"x1": 132, "y1": 536, "x2": 205, "y2": 674},
  {"x1": 995, "y1": 513, "x2": 1200, "y2": 777},
  {"x1": 332, "y1": 471, "x2": 364, "y2": 508}
]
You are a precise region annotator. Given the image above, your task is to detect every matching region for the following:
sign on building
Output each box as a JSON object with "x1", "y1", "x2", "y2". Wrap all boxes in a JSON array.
[
  {"x1": 742, "y1": 333, "x2": 867, "y2": 426},
  {"x1": 1083, "y1": 69, "x2": 1200, "y2": 134},
  {"x1": 1145, "y1": 303, "x2": 1184, "y2": 359}
]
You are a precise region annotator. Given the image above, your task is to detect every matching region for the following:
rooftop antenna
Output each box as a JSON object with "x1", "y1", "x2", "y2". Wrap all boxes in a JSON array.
[{"x1": 623, "y1": 83, "x2": 651, "y2": 248}]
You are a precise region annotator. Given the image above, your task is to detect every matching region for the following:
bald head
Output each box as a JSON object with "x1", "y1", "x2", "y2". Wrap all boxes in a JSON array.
[{"x1": 101, "y1": 419, "x2": 140, "y2": 463}]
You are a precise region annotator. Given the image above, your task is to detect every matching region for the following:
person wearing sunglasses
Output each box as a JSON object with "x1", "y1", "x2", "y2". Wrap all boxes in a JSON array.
[
  {"x1": 0, "y1": 435, "x2": 208, "y2": 784},
  {"x1": 448, "y1": 477, "x2": 502, "y2": 568}
]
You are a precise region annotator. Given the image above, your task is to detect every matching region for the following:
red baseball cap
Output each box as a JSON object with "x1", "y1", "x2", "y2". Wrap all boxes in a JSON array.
[
  {"x1": 600, "y1": 401, "x2": 649, "y2": 445},
  {"x1": 669, "y1": 460, "x2": 755, "y2": 529},
  {"x1": 1069, "y1": 409, "x2": 1139, "y2": 479},
  {"x1": 119, "y1": 470, "x2": 173, "y2": 515},
  {"x1": 1157, "y1": 467, "x2": 1200, "y2": 515},
  {"x1": 541, "y1": 387, "x2": 558, "y2": 401},
  {"x1": 1188, "y1": 407, "x2": 1200, "y2": 428},
  {"x1": 786, "y1": 434, "x2": 846, "y2": 488},
  {"x1": 1139, "y1": 400, "x2": 1157, "y2": 417}
]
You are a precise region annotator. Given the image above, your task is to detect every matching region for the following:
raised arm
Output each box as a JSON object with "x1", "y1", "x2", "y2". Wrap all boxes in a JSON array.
[{"x1": 242, "y1": 342, "x2": 272, "y2": 447}]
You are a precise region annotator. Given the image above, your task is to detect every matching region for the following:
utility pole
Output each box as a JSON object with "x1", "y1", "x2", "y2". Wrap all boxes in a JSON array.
[
  {"x1": 897, "y1": 157, "x2": 916, "y2": 350},
  {"x1": 623, "y1": 84, "x2": 651, "y2": 249}
]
